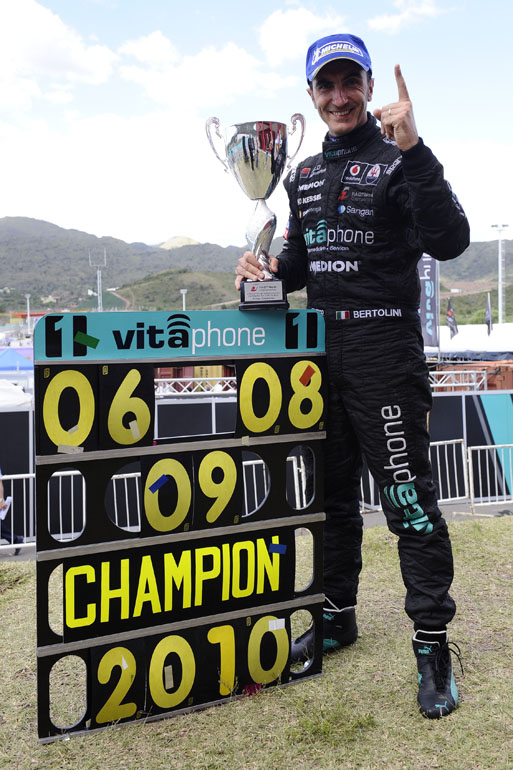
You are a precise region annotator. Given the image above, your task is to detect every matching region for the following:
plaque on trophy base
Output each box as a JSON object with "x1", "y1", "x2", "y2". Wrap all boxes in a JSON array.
[{"x1": 239, "y1": 277, "x2": 288, "y2": 310}]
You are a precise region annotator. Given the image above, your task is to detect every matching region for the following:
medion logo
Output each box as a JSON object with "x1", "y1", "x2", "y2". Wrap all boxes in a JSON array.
[{"x1": 298, "y1": 179, "x2": 325, "y2": 192}]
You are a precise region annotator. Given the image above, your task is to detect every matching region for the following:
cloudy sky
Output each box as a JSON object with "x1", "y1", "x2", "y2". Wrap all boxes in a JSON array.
[{"x1": 0, "y1": 0, "x2": 510, "y2": 248}]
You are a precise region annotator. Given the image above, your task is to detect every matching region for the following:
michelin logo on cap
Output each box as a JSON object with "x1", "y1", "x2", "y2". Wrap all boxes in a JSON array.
[
  {"x1": 312, "y1": 41, "x2": 364, "y2": 66},
  {"x1": 306, "y1": 33, "x2": 372, "y2": 82}
]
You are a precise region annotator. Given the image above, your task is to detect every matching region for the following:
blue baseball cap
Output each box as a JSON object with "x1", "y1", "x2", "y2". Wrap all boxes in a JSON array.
[{"x1": 306, "y1": 34, "x2": 372, "y2": 83}]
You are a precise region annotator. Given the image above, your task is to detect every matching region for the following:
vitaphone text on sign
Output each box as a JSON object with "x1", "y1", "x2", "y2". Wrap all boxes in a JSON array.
[{"x1": 35, "y1": 310, "x2": 324, "y2": 361}]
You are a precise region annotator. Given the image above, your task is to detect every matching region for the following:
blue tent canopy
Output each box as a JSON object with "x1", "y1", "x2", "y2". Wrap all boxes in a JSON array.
[{"x1": 0, "y1": 348, "x2": 34, "y2": 371}]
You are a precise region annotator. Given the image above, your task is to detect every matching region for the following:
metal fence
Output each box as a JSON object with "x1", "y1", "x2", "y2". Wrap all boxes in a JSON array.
[
  {"x1": 0, "y1": 472, "x2": 35, "y2": 551},
  {"x1": 360, "y1": 439, "x2": 469, "y2": 512},
  {"x1": 429, "y1": 370, "x2": 488, "y2": 391},
  {"x1": 468, "y1": 444, "x2": 513, "y2": 510},
  {"x1": 1, "y1": 454, "x2": 312, "y2": 546},
  {"x1": 2, "y1": 439, "x2": 511, "y2": 552},
  {"x1": 155, "y1": 377, "x2": 237, "y2": 397}
]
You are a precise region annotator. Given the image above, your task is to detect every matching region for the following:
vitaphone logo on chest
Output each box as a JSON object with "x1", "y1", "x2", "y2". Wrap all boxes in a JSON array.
[{"x1": 304, "y1": 219, "x2": 374, "y2": 247}]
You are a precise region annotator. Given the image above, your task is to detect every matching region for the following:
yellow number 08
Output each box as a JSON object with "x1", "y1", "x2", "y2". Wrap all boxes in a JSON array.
[{"x1": 239, "y1": 360, "x2": 323, "y2": 433}]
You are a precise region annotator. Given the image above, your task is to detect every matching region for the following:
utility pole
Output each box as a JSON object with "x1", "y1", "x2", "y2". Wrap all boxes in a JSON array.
[
  {"x1": 25, "y1": 294, "x2": 31, "y2": 335},
  {"x1": 89, "y1": 249, "x2": 107, "y2": 312},
  {"x1": 491, "y1": 224, "x2": 509, "y2": 323}
]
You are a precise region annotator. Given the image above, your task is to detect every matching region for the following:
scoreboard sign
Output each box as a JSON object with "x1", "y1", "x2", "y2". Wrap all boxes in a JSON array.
[{"x1": 34, "y1": 310, "x2": 326, "y2": 741}]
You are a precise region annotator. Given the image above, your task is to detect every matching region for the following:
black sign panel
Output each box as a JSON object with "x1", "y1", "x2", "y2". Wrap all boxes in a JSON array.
[{"x1": 35, "y1": 311, "x2": 326, "y2": 741}]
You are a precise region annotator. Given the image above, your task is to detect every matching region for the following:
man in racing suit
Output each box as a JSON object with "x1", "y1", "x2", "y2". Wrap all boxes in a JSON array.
[{"x1": 236, "y1": 34, "x2": 469, "y2": 719}]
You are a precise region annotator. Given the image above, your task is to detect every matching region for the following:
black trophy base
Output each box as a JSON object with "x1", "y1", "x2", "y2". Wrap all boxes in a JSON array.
[{"x1": 239, "y1": 278, "x2": 289, "y2": 311}]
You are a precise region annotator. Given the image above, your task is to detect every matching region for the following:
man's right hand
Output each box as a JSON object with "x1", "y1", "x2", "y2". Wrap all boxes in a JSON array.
[{"x1": 235, "y1": 251, "x2": 279, "y2": 290}]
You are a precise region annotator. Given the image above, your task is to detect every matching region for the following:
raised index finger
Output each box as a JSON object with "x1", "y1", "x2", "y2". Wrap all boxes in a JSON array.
[{"x1": 395, "y1": 64, "x2": 410, "y2": 101}]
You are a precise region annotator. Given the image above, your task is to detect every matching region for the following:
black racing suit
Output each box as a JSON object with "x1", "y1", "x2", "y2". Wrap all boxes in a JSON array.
[{"x1": 277, "y1": 115, "x2": 470, "y2": 629}]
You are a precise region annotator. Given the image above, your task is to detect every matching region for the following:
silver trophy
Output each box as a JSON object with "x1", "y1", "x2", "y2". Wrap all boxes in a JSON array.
[{"x1": 206, "y1": 116, "x2": 305, "y2": 309}]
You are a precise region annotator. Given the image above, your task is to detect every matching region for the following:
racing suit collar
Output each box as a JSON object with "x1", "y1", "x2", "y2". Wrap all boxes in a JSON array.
[{"x1": 322, "y1": 113, "x2": 377, "y2": 160}]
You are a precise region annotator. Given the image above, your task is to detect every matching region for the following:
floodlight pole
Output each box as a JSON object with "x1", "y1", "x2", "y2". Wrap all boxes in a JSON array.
[{"x1": 491, "y1": 224, "x2": 509, "y2": 323}]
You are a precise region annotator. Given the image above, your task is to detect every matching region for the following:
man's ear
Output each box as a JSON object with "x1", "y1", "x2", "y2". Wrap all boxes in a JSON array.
[
  {"x1": 307, "y1": 86, "x2": 316, "y2": 108},
  {"x1": 368, "y1": 77, "x2": 375, "y2": 102}
]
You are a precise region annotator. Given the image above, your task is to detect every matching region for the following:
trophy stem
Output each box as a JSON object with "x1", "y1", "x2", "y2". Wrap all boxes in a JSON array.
[{"x1": 247, "y1": 200, "x2": 276, "y2": 279}]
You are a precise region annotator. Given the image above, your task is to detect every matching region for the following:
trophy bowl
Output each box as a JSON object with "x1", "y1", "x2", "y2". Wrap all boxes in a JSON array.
[{"x1": 206, "y1": 115, "x2": 305, "y2": 310}]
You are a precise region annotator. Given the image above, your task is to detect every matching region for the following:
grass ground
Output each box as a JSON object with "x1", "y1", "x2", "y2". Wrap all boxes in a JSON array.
[{"x1": 1, "y1": 517, "x2": 512, "y2": 770}]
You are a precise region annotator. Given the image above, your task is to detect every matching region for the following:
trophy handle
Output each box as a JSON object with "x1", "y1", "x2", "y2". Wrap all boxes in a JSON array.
[
  {"x1": 286, "y1": 113, "x2": 306, "y2": 169},
  {"x1": 205, "y1": 117, "x2": 229, "y2": 173}
]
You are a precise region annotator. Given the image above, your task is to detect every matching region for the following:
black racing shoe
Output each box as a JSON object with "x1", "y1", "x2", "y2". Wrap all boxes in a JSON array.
[
  {"x1": 413, "y1": 630, "x2": 462, "y2": 719},
  {"x1": 290, "y1": 603, "x2": 358, "y2": 663}
]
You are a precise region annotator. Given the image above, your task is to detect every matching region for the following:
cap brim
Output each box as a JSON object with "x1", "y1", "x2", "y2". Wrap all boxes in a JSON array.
[{"x1": 309, "y1": 54, "x2": 370, "y2": 81}]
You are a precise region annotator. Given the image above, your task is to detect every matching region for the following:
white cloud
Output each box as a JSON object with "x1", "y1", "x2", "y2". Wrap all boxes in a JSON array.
[
  {"x1": 257, "y1": 8, "x2": 347, "y2": 65},
  {"x1": 0, "y1": 77, "x2": 42, "y2": 112},
  {"x1": 43, "y1": 90, "x2": 74, "y2": 105},
  {"x1": 432, "y1": 139, "x2": 511, "y2": 243},
  {"x1": 0, "y1": 0, "x2": 117, "y2": 111},
  {"x1": 368, "y1": 0, "x2": 445, "y2": 35},
  {"x1": 0, "y1": 107, "x2": 253, "y2": 247},
  {"x1": 119, "y1": 38, "x2": 297, "y2": 109},
  {"x1": 118, "y1": 30, "x2": 180, "y2": 66}
]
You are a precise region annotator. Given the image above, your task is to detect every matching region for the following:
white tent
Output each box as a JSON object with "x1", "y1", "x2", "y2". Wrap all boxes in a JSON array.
[
  {"x1": 0, "y1": 379, "x2": 32, "y2": 408},
  {"x1": 425, "y1": 323, "x2": 513, "y2": 360}
]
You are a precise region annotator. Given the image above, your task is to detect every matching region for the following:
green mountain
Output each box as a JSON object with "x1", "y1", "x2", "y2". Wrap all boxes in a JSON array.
[
  {"x1": 440, "y1": 239, "x2": 513, "y2": 283},
  {"x1": 0, "y1": 217, "x2": 242, "y2": 307},
  {"x1": 0, "y1": 216, "x2": 510, "y2": 317},
  {"x1": 118, "y1": 267, "x2": 307, "y2": 311}
]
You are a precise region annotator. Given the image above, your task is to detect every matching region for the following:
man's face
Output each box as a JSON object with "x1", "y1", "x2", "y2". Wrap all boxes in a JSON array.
[{"x1": 308, "y1": 59, "x2": 374, "y2": 137}]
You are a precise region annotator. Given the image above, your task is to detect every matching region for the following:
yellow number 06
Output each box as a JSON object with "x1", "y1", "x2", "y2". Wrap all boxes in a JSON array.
[
  {"x1": 239, "y1": 360, "x2": 323, "y2": 433},
  {"x1": 42, "y1": 368, "x2": 151, "y2": 448}
]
